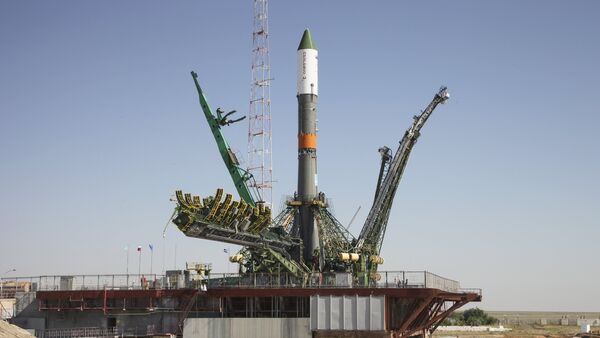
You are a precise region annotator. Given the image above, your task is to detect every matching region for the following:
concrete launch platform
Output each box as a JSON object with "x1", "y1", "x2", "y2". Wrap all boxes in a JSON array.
[{"x1": 4, "y1": 271, "x2": 480, "y2": 337}]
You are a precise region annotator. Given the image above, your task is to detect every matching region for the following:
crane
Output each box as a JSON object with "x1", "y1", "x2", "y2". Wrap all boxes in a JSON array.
[{"x1": 357, "y1": 87, "x2": 450, "y2": 260}]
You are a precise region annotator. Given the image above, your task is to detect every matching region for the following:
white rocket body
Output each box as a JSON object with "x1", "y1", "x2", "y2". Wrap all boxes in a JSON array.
[{"x1": 297, "y1": 49, "x2": 318, "y2": 96}]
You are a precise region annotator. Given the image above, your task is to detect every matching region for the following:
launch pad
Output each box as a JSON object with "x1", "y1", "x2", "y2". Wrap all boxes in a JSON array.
[
  {"x1": 5, "y1": 29, "x2": 482, "y2": 338},
  {"x1": 8, "y1": 271, "x2": 480, "y2": 337},
  {"x1": 167, "y1": 29, "x2": 480, "y2": 337},
  {"x1": 175, "y1": 30, "x2": 452, "y2": 282}
]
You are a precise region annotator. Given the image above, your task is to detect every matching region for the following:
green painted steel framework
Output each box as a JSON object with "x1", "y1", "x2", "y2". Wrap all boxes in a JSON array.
[{"x1": 176, "y1": 77, "x2": 449, "y2": 281}]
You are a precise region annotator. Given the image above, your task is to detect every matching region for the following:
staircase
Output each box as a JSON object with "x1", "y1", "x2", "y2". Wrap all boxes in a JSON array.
[{"x1": 14, "y1": 291, "x2": 36, "y2": 317}]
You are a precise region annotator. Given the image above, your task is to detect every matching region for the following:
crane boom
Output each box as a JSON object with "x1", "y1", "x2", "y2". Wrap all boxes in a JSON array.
[
  {"x1": 191, "y1": 71, "x2": 260, "y2": 207},
  {"x1": 357, "y1": 87, "x2": 450, "y2": 255}
]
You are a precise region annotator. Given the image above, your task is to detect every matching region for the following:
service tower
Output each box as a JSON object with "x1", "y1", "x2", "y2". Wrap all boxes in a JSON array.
[{"x1": 296, "y1": 29, "x2": 319, "y2": 263}]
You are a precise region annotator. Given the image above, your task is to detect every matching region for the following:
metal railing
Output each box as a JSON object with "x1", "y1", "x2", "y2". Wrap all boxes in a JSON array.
[
  {"x1": 34, "y1": 326, "x2": 170, "y2": 338},
  {"x1": 425, "y1": 271, "x2": 461, "y2": 292},
  {"x1": 36, "y1": 326, "x2": 118, "y2": 338},
  {"x1": 0, "y1": 274, "x2": 166, "y2": 294},
  {"x1": 458, "y1": 287, "x2": 483, "y2": 296},
  {"x1": 205, "y1": 271, "x2": 461, "y2": 292},
  {"x1": 0, "y1": 271, "x2": 477, "y2": 294}
]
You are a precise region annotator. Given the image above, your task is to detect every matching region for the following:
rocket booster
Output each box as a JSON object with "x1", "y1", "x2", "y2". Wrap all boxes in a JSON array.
[
  {"x1": 296, "y1": 29, "x2": 319, "y2": 263},
  {"x1": 297, "y1": 29, "x2": 318, "y2": 200}
]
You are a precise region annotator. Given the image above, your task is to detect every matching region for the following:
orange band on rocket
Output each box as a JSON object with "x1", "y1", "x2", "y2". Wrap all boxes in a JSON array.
[{"x1": 298, "y1": 133, "x2": 317, "y2": 149}]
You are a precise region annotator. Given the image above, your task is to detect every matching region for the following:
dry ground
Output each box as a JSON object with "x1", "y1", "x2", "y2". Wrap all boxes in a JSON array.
[
  {"x1": 433, "y1": 324, "x2": 582, "y2": 338},
  {"x1": 0, "y1": 320, "x2": 34, "y2": 338}
]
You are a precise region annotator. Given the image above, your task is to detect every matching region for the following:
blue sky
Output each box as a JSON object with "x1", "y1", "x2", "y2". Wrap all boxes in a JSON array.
[{"x1": 1, "y1": 1, "x2": 598, "y2": 311}]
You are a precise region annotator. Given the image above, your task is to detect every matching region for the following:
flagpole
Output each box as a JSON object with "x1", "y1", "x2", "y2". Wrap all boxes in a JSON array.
[
  {"x1": 126, "y1": 246, "x2": 129, "y2": 275},
  {"x1": 125, "y1": 245, "x2": 129, "y2": 287},
  {"x1": 138, "y1": 246, "x2": 142, "y2": 277},
  {"x1": 150, "y1": 245, "x2": 154, "y2": 276},
  {"x1": 225, "y1": 247, "x2": 231, "y2": 274},
  {"x1": 162, "y1": 235, "x2": 166, "y2": 275}
]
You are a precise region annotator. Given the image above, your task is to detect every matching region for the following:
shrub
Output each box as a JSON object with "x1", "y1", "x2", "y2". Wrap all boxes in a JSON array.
[{"x1": 441, "y1": 308, "x2": 498, "y2": 326}]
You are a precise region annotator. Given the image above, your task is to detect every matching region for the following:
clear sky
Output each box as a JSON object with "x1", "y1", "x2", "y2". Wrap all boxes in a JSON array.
[{"x1": 1, "y1": 1, "x2": 598, "y2": 312}]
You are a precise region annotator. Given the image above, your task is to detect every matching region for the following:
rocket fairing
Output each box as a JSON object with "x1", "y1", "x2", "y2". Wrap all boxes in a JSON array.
[
  {"x1": 297, "y1": 30, "x2": 318, "y2": 97},
  {"x1": 296, "y1": 29, "x2": 320, "y2": 263}
]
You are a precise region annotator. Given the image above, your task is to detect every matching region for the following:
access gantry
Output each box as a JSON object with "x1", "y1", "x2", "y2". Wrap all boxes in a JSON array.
[{"x1": 172, "y1": 79, "x2": 449, "y2": 282}]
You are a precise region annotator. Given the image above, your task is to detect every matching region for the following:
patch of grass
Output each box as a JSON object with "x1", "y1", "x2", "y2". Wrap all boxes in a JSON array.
[
  {"x1": 433, "y1": 324, "x2": 580, "y2": 337},
  {"x1": 505, "y1": 323, "x2": 579, "y2": 336}
]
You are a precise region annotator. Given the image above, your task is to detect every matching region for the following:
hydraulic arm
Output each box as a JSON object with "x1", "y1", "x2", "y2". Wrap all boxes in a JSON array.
[
  {"x1": 357, "y1": 87, "x2": 450, "y2": 256},
  {"x1": 191, "y1": 71, "x2": 260, "y2": 207}
]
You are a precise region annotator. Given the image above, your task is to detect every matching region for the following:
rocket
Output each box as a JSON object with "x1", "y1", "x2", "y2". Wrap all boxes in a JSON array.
[{"x1": 296, "y1": 29, "x2": 319, "y2": 263}]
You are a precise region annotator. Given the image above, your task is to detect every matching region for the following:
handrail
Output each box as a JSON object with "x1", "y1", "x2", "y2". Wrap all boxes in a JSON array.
[{"x1": 0, "y1": 271, "x2": 479, "y2": 294}]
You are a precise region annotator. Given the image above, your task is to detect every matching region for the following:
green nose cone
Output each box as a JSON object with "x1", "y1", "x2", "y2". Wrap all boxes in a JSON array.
[{"x1": 298, "y1": 29, "x2": 317, "y2": 50}]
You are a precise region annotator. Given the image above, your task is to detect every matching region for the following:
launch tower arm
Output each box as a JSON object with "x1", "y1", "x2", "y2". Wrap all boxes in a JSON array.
[
  {"x1": 373, "y1": 146, "x2": 392, "y2": 204},
  {"x1": 357, "y1": 87, "x2": 450, "y2": 256},
  {"x1": 191, "y1": 71, "x2": 260, "y2": 207}
]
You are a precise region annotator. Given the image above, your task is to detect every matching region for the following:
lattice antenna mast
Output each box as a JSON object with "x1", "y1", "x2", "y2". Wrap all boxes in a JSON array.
[{"x1": 248, "y1": 0, "x2": 273, "y2": 206}]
